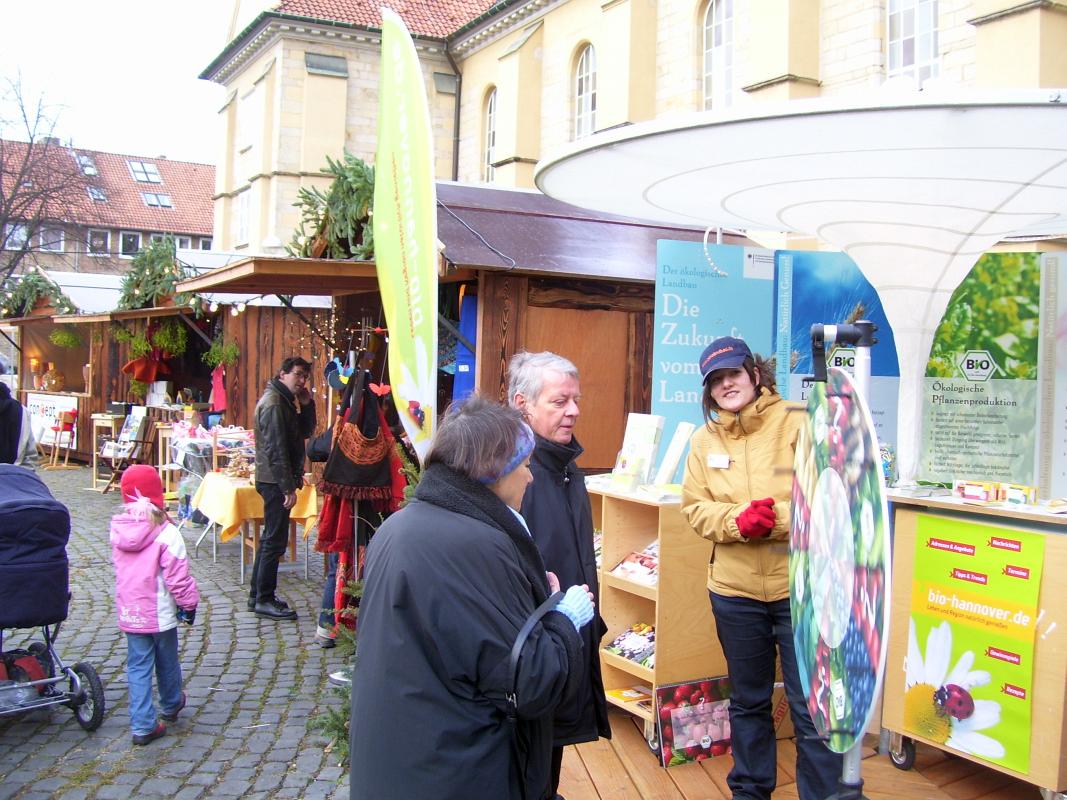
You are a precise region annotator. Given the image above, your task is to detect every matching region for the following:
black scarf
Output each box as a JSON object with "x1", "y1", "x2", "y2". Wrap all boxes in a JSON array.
[
  {"x1": 0, "y1": 383, "x2": 22, "y2": 464},
  {"x1": 415, "y1": 462, "x2": 550, "y2": 602}
]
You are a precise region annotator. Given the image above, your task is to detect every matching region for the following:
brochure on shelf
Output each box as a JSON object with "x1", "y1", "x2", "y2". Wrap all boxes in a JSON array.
[
  {"x1": 612, "y1": 412, "x2": 665, "y2": 489},
  {"x1": 609, "y1": 541, "x2": 660, "y2": 586},
  {"x1": 653, "y1": 421, "x2": 696, "y2": 486}
]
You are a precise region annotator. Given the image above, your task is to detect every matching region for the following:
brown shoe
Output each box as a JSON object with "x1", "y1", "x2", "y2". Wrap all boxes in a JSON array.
[{"x1": 132, "y1": 722, "x2": 166, "y2": 746}]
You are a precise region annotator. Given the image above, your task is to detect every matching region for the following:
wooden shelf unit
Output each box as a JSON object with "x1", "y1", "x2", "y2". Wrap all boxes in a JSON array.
[{"x1": 591, "y1": 487, "x2": 727, "y2": 722}]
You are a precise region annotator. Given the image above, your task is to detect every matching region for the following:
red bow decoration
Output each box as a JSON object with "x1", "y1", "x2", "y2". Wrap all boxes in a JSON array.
[{"x1": 121, "y1": 322, "x2": 173, "y2": 383}]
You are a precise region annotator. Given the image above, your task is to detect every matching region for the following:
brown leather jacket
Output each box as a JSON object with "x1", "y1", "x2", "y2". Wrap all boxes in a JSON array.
[{"x1": 681, "y1": 390, "x2": 802, "y2": 602}]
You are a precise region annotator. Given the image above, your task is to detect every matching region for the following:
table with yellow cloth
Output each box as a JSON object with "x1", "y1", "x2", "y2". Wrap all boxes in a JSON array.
[{"x1": 191, "y1": 472, "x2": 319, "y2": 583}]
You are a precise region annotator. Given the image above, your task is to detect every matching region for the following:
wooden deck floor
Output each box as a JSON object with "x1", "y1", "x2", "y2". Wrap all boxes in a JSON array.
[{"x1": 559, "y1": 710, "x2": 1044, "y2": 800}]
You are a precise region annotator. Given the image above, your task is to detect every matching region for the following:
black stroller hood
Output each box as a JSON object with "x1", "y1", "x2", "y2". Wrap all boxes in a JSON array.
[{"x1": 0, "y1": 466, "x2": 71, "y2": 628}]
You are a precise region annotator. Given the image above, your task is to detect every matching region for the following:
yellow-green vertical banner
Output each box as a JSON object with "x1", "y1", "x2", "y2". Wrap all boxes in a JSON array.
[{"x1": 374, "y1": 7, "x2": 438, "y2": 461}]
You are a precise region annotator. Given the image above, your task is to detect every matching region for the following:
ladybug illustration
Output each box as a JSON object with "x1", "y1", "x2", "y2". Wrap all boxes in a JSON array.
[{"x1": 933, "y1": 684, "x2": 975, "y2": 720}]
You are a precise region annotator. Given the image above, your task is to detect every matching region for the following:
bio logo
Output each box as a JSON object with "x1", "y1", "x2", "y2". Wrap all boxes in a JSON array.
[
  {"x1": 956, "y1": 350, "x2": 997, "y2": 381},
  {"x1": 828, "y1": 346, "x2": 856, "y2": 374}
]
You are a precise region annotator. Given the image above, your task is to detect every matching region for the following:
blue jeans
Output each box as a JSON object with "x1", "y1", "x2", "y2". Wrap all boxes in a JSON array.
[
  {"x1": 318, "y1": 551, "x2": 339, "y2": 629},
  {"x1": 125, "y1": 628, "x2": 183, "y2": 735},
  {"x1": 710, "y1": 592, "x2": 842, "y2": 800},
  {"x1": 251, "y1": 481, "x2": 292, "y2": 602}
]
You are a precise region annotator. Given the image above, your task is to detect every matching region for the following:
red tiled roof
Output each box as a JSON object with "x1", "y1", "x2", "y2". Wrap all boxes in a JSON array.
[
  {"x1": 2, "y1": 139, "x2": 214, "y2": 236},
  {"x1": 274, "y1": 0, "x2": 499, "y2": 39}
]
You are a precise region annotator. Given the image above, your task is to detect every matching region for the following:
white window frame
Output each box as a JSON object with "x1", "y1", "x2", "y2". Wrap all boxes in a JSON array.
[
  {"x1": 127, "y1": 160, "x2": 162, "y2": 183},
  {"x1": 703, "y1": 0, "x2": 735, "y2": 110},
  {"x1": 887, "y1": 0, "x2": 940, "y2": 87},
  {"x1": 142, "y1": 192, "x2": 173, "y2": 208},
  {"x1": 149, "y1": 233, "x2": 166, "y2": 245},
  {"x1": 119, "y1": 231, "x2": 142, "y2": 258},
  {"x1": 176, "y1": 236, "x2": 192, "y2": 250},
  {"x1": 483, "y1": 88, "x2": 497, "y2": 182},
  {"x1": 75, "y1": 153, "x2": 97, "y2": 176},
  {"x1": 574, "y1": 45, "x2": 597, "y2": 140},
  {"x1": 39, "y1": 224, "x2": 64, "y2": 253},
  {"x1": 87, "y1": 185, "x2": 107, "y2": 202},
  {"x1": 3, "y1": 223, "x2": 29, "y2": 251},
  {"x1": 237, "y1": 87, "x2": 263, "y2": 153},
  {"x1": 199, "y1": 238, "x2": 213, "y2": 251},
  {"x1": 87, "y1": 229, "x2": 110, "y2": 256}
]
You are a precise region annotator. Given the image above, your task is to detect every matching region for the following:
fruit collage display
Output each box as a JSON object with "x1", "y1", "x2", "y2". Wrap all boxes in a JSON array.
[
  {"x1": 790, "y1": 367, "x2": 891, "y2": 753},
  {"x1": 655, "y1": 677, "x2": 732, "y2": 767}
]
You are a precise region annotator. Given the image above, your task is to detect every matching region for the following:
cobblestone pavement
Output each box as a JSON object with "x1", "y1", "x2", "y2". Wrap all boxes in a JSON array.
[{"x1": 0, "y1": 468, "x2": 351, "y2": 800}]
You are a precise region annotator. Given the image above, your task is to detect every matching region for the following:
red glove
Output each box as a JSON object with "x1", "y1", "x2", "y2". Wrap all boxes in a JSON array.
[{"x1": 736, "y1": 497, "x2": 776, "y2": 539}]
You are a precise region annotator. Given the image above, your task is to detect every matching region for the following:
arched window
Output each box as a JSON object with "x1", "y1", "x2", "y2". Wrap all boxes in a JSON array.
[
  {"x1": 703, "y1": 0, "x2": 734, "y2": 110},
  {"x1": 483, "y1": 88, "x2": 497, "y2": 182},
  {"x1": 887, "y1": 0, "x2": 939, "y2": 87},
  {"x1": 574, "y1": 44, "x2": 597, "y2": 139}
]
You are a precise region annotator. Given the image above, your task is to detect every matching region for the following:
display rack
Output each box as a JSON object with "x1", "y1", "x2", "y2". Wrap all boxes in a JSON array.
[{"x1": 590, "y1": 486, "x2": 727, "y2": 730}]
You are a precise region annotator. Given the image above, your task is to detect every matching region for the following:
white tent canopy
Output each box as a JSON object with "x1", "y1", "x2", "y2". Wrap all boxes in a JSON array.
[
  {"x1": 46, "y1": 271, "x2": 122, "y2": 314},
  {"x1": 535, "y1": 88, "x2": 1067, "y2": 482}
]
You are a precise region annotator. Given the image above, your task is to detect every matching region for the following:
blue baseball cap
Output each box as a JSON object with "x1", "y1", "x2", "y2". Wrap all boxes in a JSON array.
[{"x1": 698, "y1": 337, "x2": 752, "y2": 383}]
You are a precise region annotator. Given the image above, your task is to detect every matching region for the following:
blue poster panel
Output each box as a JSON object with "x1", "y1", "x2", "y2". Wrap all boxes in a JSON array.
[
  {"x1": 774, "y1": 250, "x2": 900, "y2": 454},
  {"x1": 652, "y1": 240, "x2": 776, "y2": 481}
]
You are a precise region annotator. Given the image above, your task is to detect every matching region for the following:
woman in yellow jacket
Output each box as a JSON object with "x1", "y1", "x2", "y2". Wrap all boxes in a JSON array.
[{"x1": 681, "y1": 336, "x2": 841, "y2": 800}]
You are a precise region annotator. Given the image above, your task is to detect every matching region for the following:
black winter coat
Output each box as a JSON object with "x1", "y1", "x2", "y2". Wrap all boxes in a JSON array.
[
  {"x1": 252, "y1": 378, "x2": 316, "y2": 493},
  {"x1": 520, "y1": 435, "x2": 611, "y2": 746},
  {"x1": 350, "y1": 462, "x2": 584, "y2": 800}
]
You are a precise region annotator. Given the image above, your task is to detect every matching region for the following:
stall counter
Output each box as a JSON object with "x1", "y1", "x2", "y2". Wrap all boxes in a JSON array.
[{"x1": 883, "y1": 490, "x2": 1067, "y2": 794}]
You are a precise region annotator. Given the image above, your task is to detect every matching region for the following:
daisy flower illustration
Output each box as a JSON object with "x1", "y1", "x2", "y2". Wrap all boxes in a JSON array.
[{"x1": 905, "y1": 619, "x2": 1005, "y2": 759}]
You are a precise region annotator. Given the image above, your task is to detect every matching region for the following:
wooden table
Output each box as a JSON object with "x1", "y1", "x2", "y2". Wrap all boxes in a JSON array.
[
  {"x1": 191, "y1": 472, "x2": 318, "y2": 583},
  {"x1": 89, "y1": 413, "x2": 125, "y2": 490}
]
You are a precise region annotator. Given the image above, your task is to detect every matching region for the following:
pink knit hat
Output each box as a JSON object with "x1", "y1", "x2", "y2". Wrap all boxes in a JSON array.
[{"x1": 120, "y1": 465, "x2": 166, "y2": 510}]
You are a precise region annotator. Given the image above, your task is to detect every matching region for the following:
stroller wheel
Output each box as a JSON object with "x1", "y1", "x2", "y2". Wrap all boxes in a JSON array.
[{"x1": 67, "y1": 662, "x2": 105, "y2": 731}]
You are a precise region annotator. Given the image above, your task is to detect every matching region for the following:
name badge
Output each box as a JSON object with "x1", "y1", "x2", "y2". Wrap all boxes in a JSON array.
[{"x1": 706, "y1": 453, "x2": 730, "y2": 469}]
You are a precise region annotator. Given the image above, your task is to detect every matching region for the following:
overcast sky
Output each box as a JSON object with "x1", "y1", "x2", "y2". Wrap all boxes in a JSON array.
[{"x1": 0, "y1": 0, "x2": 233, "y2": 165}]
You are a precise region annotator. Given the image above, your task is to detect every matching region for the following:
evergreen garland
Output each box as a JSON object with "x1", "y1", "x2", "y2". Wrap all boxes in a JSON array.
[
  {"x1": 0, "y1": 271, "x2": 77, "y2": 317},
  {"x1": 287, "y1": 152, "x2": 375, "y2": 260},
  {"x1": 118, "y1": 236, "x2": 197, "y2": 310}
]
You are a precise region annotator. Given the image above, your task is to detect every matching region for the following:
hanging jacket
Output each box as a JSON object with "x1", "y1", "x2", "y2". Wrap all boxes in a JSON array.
[
  {"x1": 680, "y1": 389, "x2": 802, "y2": 602},
  {"x1": 351, "y1": 462, "x2": 583, "y2": 800},
  {"x1": 520, "y1": 435, "x2": 611, "y2": 746},
  {"x1": 110, "y1": 499, "x2": 199, "y2": 633}
]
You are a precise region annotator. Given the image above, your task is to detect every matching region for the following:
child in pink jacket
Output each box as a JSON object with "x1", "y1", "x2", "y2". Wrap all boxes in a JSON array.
[{"x1": 111, "y1": 465, "x2": 199, "y2": 746}]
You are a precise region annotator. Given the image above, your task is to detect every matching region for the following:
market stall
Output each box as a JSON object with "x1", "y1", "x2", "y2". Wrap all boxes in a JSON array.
[{"x1": 882, "y1": 491, "x2": 1066, "y2": 796}]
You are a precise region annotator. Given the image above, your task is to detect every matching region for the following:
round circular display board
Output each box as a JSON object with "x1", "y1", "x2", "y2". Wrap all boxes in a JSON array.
[{"x1": 790, "y1": 366, "x2": 891, "y2": 753}]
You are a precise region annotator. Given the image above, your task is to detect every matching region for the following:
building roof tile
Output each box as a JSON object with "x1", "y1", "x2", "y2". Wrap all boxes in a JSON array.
[
  {"x1": 274, "y1": 0, "x2": 498, "y2": 39},
  {"x1": 2, "y1": 138, "x2": 214, "y2": 236}
]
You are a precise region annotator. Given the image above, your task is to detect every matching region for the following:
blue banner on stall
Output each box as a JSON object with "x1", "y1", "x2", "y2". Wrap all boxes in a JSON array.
[
  {"x1": 775, "y1": 250, "x2": 900, "y2": 451},
  {"x1": 652, "y1": 240, "x2": 776, "y2": 481}
]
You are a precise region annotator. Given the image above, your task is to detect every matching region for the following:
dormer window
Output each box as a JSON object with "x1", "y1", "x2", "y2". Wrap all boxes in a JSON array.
[
  {"x1": 76, "y1": 153, "x2": 97, "y2": 176},
  {"x1": 87, "y1": 186, "x2": 107, "y2": 202},
  {"x1": 128, "y1": 160, "x2": 162, "y2": 183},
  {"x1": 142, "y1": 192, "x2": 173, "y2": 208}
]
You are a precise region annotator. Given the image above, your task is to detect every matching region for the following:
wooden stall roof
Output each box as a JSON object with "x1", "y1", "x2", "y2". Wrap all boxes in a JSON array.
[
  {"x1": 176, "y1": 256, "x2": 377, "y2": 295},
  {"x1": 435, "y1": 181, "x2": 751, "y2": 282},
  {"x1": 53, "y1": 313, "x2": 112, "y2": 325}
]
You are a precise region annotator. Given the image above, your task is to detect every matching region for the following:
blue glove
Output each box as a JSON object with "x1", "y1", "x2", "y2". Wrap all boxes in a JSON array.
[
  {"x1": 177, "y1": 607, "x2": 197, "y2": 626},
  {"x1": 555, "y1": 585, "x2": 594, "y2": 631}
]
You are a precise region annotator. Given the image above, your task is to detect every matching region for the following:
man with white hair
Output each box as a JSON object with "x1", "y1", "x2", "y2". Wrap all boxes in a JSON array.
[{"x1": 509, "y1": 351, "x2": 610, "y2": 800}]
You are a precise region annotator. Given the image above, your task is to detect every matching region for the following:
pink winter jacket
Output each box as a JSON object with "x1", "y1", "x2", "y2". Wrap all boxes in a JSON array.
[{"x1": 110, "y1": 499, "x2": 199, "y2": 633}]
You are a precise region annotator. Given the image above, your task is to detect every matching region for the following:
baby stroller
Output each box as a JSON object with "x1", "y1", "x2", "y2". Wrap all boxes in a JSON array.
[{"x1": 0, "y1": 465, "x2": 105, "y2": 730}]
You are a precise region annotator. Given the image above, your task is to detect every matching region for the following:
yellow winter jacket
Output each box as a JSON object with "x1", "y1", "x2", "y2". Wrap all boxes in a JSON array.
[{"x1": 681, "y1": 390, "x2": 802, "y2": 602}]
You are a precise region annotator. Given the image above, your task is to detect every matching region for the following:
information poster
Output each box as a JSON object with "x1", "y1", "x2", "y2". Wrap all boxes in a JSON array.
[
  {"x1": 652, "y1": 240, "x2": 775, "y2": 481},
  {"x1": 1045, "y1": 255, "x2": 1067, "y2": 496},
  {"x1": 920, "y1": 253, "x2": 1042, "y2": 484},
  {"x1": 775, "y1": 250, "x2": 899, "y2": 451},
  {"x1": 25, "y1": 391, "x2": 78, "y2": 449},
  {"x1": 907, "y1": 514, "x2": 1044, "y2": 773}
]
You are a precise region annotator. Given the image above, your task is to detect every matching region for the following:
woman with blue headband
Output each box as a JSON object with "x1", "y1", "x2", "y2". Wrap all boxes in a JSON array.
[{"x1": 351, "y1": 395, "x2": 595, "y2": 800}]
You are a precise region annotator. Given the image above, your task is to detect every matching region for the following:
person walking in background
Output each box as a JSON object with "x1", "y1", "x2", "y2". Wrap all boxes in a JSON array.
[
  {"x1": 681, "y1": 336, "x2": 842, "y2": 800},
  {"x1": 250, "y1": 356, "x2": 317, "y2": 620},
  {"x1": 509, "y1": 351, "x2": 610, "y2": 800},
  {"x1": 0, "y1": 380, "x2": 37, "y2": 467},
  {"x1": 110, "y1": 465, "x2": 198, "y2": 746},
  {"x1": 351, "y1": 396, "x2": 594, "y2": 800}
]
